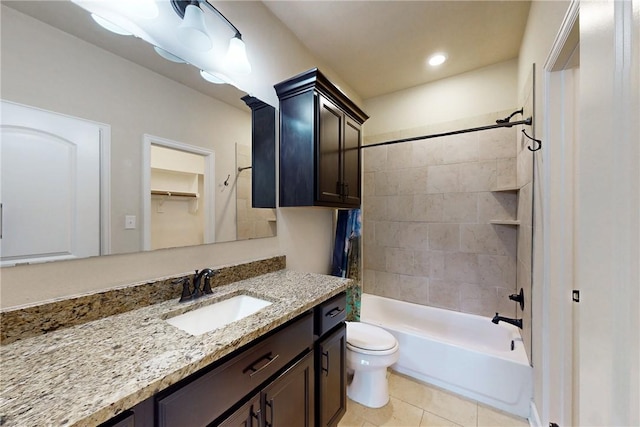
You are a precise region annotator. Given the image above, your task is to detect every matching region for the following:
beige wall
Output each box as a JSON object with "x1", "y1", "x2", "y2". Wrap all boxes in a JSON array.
[
  {"x1": 0, "y1": 2, "x2": 345, "y2": 309},
  {"x1": 364, "y1": 59, "x2": 518, "y2": 141}
]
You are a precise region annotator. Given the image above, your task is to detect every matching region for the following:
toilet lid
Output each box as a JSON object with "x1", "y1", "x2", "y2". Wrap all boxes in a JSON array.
[{"x1": 346, "y1": 321, "x2": 397, "y2": 351}]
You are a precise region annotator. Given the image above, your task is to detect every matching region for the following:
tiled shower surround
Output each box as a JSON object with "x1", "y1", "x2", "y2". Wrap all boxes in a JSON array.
[{"x1": 362, "y1": 119, "x2": 519, "y2": 318}]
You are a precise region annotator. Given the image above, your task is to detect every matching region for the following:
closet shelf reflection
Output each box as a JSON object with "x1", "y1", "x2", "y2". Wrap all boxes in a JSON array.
[{"x1": 151, "y1": 190, "x2": 198, "y2": 198}]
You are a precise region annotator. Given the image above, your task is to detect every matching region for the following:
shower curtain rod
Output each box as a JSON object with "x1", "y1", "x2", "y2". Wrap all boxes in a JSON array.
[{"x1": 360, "y1": 113, "x2": 533, "y2": 150}]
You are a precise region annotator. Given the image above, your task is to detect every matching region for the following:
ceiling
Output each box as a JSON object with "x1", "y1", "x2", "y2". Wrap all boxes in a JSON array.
[
  {"x1": 3, "y1": 1, "x2": 531, "y2": 104},
  {"x1": 263, "y1": 0, "x2": 531, "y2": 99}
]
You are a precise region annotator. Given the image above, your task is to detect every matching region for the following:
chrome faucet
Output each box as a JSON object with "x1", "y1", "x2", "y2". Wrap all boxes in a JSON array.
[{"x1": 492, "y1": 313, "x2": 523, "y2": 329}]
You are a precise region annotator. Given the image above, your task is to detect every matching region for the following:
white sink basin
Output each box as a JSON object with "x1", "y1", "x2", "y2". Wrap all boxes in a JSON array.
[{"x1": 166, "y1": 295, "x2": 272, "y2": 336}]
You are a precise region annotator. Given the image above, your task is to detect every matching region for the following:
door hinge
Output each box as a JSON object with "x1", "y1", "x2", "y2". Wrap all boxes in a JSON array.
[{"x1": 572, "y1": 290, "x2": 580, "y2": 303}]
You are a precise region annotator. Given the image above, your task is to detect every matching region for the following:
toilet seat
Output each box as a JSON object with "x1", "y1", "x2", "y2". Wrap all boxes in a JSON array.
[{"x1": 346, "y1": 322, "x2": 399, "y2": 355}]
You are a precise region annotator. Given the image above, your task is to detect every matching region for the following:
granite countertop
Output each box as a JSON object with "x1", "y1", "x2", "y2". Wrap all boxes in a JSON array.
[{"x1": 0, "y1": 270, "x2": 350, "y2": 426}]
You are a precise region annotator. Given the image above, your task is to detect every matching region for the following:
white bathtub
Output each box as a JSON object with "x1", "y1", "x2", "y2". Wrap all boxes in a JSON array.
[{"x1": 360, "y1": 293, "x2": 532, "y2": 418}]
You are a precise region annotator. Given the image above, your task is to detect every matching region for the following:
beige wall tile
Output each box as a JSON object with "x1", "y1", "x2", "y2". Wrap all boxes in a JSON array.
[
  {"x1": 375, "y1": 221, "x2": 403, "y2": 247},
  {"x1": 410, "y1": 250, "x2": 435, "y2": 277},
  {"x1": 387, "y1": 142, "x2": 414, "y2": 170},
  {"x1": 460, "y1": 224, "x2": 517, "y2": 257},
  {"x1": 458, "y1": 160, "x2": 497, "y2": 192},
  {"x1": 428, "y1": 279, "x2": 461, "y2": 310},
  {"x1": 477, "y1": 254, "x2": 516, "y2": 288},
  {"x1": 362, "y1": 269, "x2": 377, "y2": 294},
  {"x1": 363, "y1": 145, "x2": 387, "y2": 172},
  {"x1": 363, "y1": 172, "x2": 375, "y2": 197},
  {"x1": 363, "y1": 244, "x2": 386, "y2": 271},
  {"x1": 387, "y1": 195, "x2": 414, "y2": 221},
  {"x1": 375, "y1": 170, "x2": 401, "y2": 196},
  {"x1": 398, "y1": 274, "x2": 429, "y2": 305},
  {"x1": 413, "y1": 194, "x2": 445, "y2": 222},
  {"x1": 478, "y1": 127, "x2": 517, "y2": 160},
  {"x1": 442, "y1": 132, "x2": 479, "y2": 164},
  {"x1": 363, "y1": 196, "x2": 388, "y2": 221},
  {"x1": 496, "y1": 287, "x2": 517, "y2": 317},
  {"x1": 408, "y1": 167, "x2": 429, "y2": 194},
  {"x1": 376, "y1": 271, "x2": 401, "y2": 298},
  {"x1": 427, "y1": 164, "x2": 460, "y2": 193},
  {"x1": 459, "y1": 284, "x2": 498, "y2": 317},
  {"x1": 411, "y1": 137, "x2": 443, "y2": 167},
  {"x1": 477, "y1": 191, "x2": 517, "y2": 223},
  {"x1": 428, "y1": 224, "x2": 460, "y2": 252},
  {"x1": 400, "y1": 223, "x2": 431, "y2": 250},
  {"x1": 443, "y1": 193, "x2": 478, "y2": 223},
  {"x1": 428, "y1": 251, "x2": 445, "y2": 279},
  {"x1": 496, "y1": 158, "x2": 517, "y2": 189},
  {"x1": 444, "y1": 252, "x2": 479, "y2": 283},
  {"x1": 386, "y1": 247, "x2": 415, "y2": 274}
]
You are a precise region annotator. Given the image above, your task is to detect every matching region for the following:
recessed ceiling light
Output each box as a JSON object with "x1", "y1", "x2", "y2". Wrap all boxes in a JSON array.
[{"x1": 428, "y1": 53, "x2": 447, "y2": 67}]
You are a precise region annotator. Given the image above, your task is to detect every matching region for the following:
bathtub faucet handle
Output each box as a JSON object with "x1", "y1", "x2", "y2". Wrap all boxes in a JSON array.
[{"x1": 508, "y1": 288, "x2": 525, "y2": 310}]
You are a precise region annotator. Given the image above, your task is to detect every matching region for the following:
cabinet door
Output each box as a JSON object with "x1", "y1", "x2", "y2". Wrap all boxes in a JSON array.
[
  {"x1": 216, "y1": 394, "x2": 261, "y2": 427},
  {"x1": 317, "y1": 95, "x2": 343, "y2": 205},
  {"x1": 342, "y1": 117, "x2": 361, "y2": 207},
  {"x1": 316, "y1": 324, "x2": 347, "y2": 427},
  {"x1": 263, "y1": 351, "x2": 314, "y2": 427}
]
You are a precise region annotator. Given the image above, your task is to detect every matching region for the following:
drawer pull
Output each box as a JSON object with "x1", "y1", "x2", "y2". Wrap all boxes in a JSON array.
[
  {"x1": 326, "y1": 307, "x2": 344, "y2": 318},
  {"x1": 243, "y1": 352, "x2": 280, "y2": 378}
]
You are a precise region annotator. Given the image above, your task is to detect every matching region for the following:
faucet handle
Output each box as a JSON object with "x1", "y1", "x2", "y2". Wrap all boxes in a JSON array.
[
  {"x1": 172, "y1": 277, "x2": 192, "y2": 303},
  {"x1": 202, "y1": 270, "x2": 216, "y2": 294},
  {"x1": 191, "y1": 270, "x2": 202, "y2": 299}
]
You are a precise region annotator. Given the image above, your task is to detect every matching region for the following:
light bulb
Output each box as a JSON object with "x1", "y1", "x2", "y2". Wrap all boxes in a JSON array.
[
  {"x1": 177, "y1": 4, "x2": 212, "y2": 51},
  {"x1": 224, "y1": 36, "x2": 251, "y2": 75}
]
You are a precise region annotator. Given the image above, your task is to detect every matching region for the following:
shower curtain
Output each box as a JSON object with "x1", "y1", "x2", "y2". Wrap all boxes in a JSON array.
[{"x1": 331, "y1": 209, "x2": 361, "y2": 321}]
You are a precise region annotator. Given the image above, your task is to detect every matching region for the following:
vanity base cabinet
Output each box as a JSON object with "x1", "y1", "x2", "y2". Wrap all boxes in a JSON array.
[
  {"x1": 157, "y1": 312, "x2": 313, "y2": 427},
  {"x1": 263, "y1": 350, "x2": 315, "y2": 427},
  {"x1": 216, "y1": 394, "x2": 261, "y2": 427},
  {"x1": 316, "y1": 324, "x2": 347, "y2": 427}
]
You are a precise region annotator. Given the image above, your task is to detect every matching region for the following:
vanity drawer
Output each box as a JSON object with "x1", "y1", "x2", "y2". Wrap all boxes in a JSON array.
[
  {"x1": 157, "y1": 311, "x2": 313, "y2": 427},
  {"x1": 314, "y1": 292, "x2": 347, "y2": 336}
]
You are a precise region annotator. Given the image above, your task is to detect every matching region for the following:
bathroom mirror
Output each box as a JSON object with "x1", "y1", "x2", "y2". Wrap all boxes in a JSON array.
[{"x1": 0, "y1": 1, "x2": 277, "y2": 265}]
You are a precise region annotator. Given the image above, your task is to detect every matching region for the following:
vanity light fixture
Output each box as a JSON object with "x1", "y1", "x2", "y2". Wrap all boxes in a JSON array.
[
  {"x1": 428, "y1": 53, "x2": 447, "y2": 66},
  {"x1": 91, "y1": 13, "x2": 133, "y2": 36},
  {"x1": 172, "y1": 0, "x2": 252, "y2": 75},
  {"x1": 199, "y1": 70, "x2": 226, "y2": 84},
  {"x1": 154, "y1": 46, "x2": 187, "y2": 63},
  {"x1": 176, "y1": 1, "x2": 212, "y2": 51}
]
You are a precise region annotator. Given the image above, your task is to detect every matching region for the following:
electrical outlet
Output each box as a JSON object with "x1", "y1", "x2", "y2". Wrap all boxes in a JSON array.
[{"x1": 125, "y1": 215, "x2": 136, "y2": 230}]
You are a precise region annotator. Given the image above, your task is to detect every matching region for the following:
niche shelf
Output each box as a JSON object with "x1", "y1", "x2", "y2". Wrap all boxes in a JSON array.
[
  {"x1": 490, "y1": 219, "x2": 521, "y2": 226},
  {"x1": 489, "y1": 185, "x2": 520, "y2": 225}
]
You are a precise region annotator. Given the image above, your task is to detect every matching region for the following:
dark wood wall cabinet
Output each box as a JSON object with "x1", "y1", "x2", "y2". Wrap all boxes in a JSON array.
[
  {"x1": 241, "y1": 95, "x2": 276, "y2": 209},
  {"x1": 275, "y1": 68, "x2": 369, "y2": 208},
  {"x1": 98, "y1": 292, "x2": 347, "y2": 427}
]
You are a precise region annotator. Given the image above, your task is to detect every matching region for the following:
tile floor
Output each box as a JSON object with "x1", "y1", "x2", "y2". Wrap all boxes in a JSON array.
[{"x1": 338, "y1": 371, "x2": 530, "y2": 427}]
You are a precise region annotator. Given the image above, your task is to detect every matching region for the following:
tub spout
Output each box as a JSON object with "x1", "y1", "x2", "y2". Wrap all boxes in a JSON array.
[{"x1": 492, "y1": 313, "x2": 523, "y2": 329}]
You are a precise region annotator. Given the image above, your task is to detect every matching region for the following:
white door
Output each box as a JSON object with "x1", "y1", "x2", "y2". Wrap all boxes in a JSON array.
[{"x1": 0, "y1": 101, "x2": 102, "y2": 265}]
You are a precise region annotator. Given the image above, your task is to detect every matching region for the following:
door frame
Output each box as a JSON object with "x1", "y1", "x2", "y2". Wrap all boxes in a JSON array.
[
  {"x1": 141, "y1": 134, "x2": 215, "y2": 250},
  {"x1": 0, "y1": 99, "x2": 112, "y2": 261},
  {"x1": 540, "y1": 1, "x2": 579, "y2": 426}
]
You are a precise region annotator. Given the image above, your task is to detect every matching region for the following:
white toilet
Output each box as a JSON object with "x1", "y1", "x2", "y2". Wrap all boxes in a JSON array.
[{"x1": 345, "y1": 321, "x2": 400, "y2": 408}]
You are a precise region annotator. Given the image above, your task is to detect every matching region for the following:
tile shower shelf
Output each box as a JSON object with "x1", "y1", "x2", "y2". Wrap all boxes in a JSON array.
[{"x1": 490, "y1": 219, "x2": 521, "y2": 226}]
